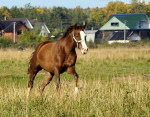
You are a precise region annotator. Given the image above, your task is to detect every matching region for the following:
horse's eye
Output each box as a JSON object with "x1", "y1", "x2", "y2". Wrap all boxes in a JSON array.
[{"x1": 75, "y1": 34, "x2": 80, "y2": 37}]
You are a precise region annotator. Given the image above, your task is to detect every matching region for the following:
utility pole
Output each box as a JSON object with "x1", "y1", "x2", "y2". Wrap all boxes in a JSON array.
[
  {"x1": 13, "y1": 22, "x2": 16, "y2": 43},
  {"x1": 124, "y1": 20, "x2": 127, "y2": 41}
]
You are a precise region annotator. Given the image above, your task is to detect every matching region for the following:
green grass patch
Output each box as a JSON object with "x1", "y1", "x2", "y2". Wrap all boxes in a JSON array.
[{"x1": 0, "y1": 48, "x2": 150, "y2": 116}]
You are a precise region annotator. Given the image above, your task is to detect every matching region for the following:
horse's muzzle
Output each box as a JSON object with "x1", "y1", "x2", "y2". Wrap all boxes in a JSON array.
[{"x1": 81, "y1": 48, "x2": 88, "y2": 54}]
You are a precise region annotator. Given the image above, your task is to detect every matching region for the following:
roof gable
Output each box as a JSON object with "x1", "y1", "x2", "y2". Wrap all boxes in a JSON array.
[
  {"x1": 32, "y1": 22, "x2": 50, "y2": 34},
  {"x1": 42, "y1": 23, "x2": 50, "y2": 33},
  {"x1": 0, "y1": 20, "x2": 25, "y2": 32},
  {"x1": 7, "y1": 18, "x2": 33, "y2": 29},
  {"x1": 100, "y1": 17, "x2": 130, "y2": 30},
  {"x1": 109, "y1": 13, "x2": 149, "y2": 29},
  {"x1": 0, "y1": 21, "x2": 27, "y2": 32}
]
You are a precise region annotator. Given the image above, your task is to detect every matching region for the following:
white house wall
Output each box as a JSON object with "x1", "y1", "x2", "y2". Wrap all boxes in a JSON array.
[
  {"x1": 86, "y1": 34, "x2": 95, "y2": 42},
  {"x1": 137, "y1": 21, "x2": 150, "y2": 29},
  {"x1": 128, "y1": 33, "x2": 141, "y2": 41}
]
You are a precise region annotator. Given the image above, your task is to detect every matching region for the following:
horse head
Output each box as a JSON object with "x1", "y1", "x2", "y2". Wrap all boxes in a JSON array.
[{"x1": 72, "y1": 24, "x2": 88, "y2": 54}]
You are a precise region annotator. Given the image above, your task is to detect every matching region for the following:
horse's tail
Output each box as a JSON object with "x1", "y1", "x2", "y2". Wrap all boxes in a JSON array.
[{"x1": 28, "y1": 41, "x2": 50, "y2": 74}]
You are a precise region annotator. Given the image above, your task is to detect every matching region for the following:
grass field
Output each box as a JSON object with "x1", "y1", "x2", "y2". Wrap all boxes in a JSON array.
[{"x1": 0, "y1": 47, "x2": 150, "y2": 117}]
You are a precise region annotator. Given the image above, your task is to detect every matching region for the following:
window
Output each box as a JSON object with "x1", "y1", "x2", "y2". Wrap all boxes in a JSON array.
[
  {"x1": 111, "y1": 22, "x2": 119, "y2": 27},
  {"x1": 17, "y1": 29, "x2": 22, "y2": 35}
]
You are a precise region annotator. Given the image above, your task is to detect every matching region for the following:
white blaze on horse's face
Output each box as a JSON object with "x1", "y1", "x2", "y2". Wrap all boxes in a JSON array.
[{"x1": 80, "y1": 31, "x2": 88, "y2": 54}]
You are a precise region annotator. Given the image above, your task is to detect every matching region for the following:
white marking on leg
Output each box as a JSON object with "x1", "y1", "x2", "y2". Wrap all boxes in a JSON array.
[
  {"x1": 74, "y1": 87, "x2": 79, "y2": 95},
  {"x1": 26, "y1": 88, "x2": 31, "y2": 99}
]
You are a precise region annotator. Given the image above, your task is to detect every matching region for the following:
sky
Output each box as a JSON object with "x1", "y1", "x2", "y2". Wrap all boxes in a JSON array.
[{"x1": 0, "y1": 0, "x2": 150, "y2": 8}]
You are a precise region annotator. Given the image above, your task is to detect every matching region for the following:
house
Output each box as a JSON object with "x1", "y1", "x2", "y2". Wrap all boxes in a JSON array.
[
  {"x1": 84, "y1": 30, "x2": 101, "y2": 42},
  {"x1": 100, "y1": 13, "x2": 150, "y2": 44},
  {"x1": 30, "y1": 19, "x2": 50, "y2": 37},
  {"x1": 0, "y1": 18, "x2": 50, "y2": 41},
  {"x1": 8, "y1": 18, "x2": 50, "y2": 37},
  {"x1": 0, "y1": 18, "x2": 33, "y2": 41}
]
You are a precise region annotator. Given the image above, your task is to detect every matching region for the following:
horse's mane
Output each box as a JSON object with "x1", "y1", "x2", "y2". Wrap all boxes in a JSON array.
[
  {"x1": 62, "y1": 25, "x2": 83, "y2": 38},
  {"x1": 62, "y1": 25, "x2": 74, "y2": 38}
]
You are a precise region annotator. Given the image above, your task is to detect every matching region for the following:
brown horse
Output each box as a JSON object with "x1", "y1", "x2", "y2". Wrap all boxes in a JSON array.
[{"x1": 27, "y1": 24, "x2": 88, "y2": 97}]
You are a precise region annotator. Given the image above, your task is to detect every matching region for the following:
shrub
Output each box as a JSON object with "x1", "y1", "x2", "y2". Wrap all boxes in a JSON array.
[
  {"x1": 18, "y1": 30, "x2": 39, "y2": 43},
  {"x1": 0, "y1": 37, "x2": 13, "y2": 48},
  {"x1": 0, "y1": 30, "x2": 50, "y2": 48},
  {"x1": 87, "y1": 40, "x2": 98, "y2": 48}
]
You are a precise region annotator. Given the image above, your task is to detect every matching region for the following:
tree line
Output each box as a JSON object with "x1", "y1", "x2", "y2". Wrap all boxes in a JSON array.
[{"x1": 0, "y1": 0, "x2": 150, "y2": 33}]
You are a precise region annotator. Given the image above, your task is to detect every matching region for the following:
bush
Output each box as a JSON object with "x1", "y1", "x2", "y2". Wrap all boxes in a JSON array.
[
  {"x1": 18, "y1": 30, "x2": 41, "y2": 43},
  {"x1": 0, "y1": 37, "x2": 13, "y2": 48},
  {"x1": 0, "y1": 30, "x2": 50, "y2": 49},
  {"x1": 1, "y1": 32, "x2": 150, "y2": 49},
  {"x1": 87, "y1": 40, "x2": 98, "y2": 48}
]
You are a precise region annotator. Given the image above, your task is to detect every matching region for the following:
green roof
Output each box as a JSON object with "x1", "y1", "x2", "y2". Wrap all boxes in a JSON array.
[{"x1": 109, "y1": 13, "x2": 149, "y2": 29}]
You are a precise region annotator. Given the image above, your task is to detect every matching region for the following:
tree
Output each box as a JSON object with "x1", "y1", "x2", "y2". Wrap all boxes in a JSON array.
[
  {"x1": 36, "y1": 8, "x2": 45, "y2": 14},
  {"x1": 10, "y1": 6, "x2": 24, "y2": 18},
  {"x1": 71, "y1": 6, "x2": 87, "y2": 25},
  {"x1": 21, "y1": 3, "x2": 37, "y2": 19},
  {"x1": 146, "y1": 2, "x2": 150, "y2": 16},
  {"x1": 0, "y1": 6, "x2": 12, "y2": 20},
  {"x1": 130, "y1": 0, "x2": 147, "y2": 13},
  {"x1": 88, "y1": 8, "x2": 105, "y2": 29},
  {"x1": 102, "y1": 2, "x2": 129, "y2": 22},
  {"x1": 45, "y1": 7, "x2": 72, "y2": 32}
]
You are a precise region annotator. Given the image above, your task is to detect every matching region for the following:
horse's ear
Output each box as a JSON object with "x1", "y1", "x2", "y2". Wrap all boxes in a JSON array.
[
  {"x1": 82, "y1": 23, "x2": 86, "y2": 30},
  {"x1": 74, "y1": 24, "x2": 78, "y2": 30}
]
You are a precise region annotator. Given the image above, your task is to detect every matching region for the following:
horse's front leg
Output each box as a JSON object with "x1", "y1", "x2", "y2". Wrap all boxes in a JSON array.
[
  {"x1": 39, "y1": 72, "x2": 54, "y2": 95},
  {"x1": 67, "y1": 66, "x2": 79, "y2": 94}
]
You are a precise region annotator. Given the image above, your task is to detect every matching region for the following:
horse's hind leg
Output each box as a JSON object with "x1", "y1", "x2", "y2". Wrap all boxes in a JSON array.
[
  {"x1": 54, "y1": 67, "x2": 61, "y2": 93},
  {"x1": 74, "y1": 72, "x2": 79, "y2": 94},
  {"x1": 27, "y1": 66, "x2": 41, "y2": 98},
  {"x1": 39, "y1": 72, "x2": 54, "y2": 95}
]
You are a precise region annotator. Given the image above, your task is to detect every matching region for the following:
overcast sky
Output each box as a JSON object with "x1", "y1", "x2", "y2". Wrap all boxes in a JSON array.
[{"x1": 0, "y1": 0, "x2": 150, "y2": 8}]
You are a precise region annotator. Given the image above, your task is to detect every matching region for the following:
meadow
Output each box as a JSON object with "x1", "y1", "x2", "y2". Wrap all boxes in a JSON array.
[{"x1": 0, "y1": 46, "x2": 150, "y2": 117}]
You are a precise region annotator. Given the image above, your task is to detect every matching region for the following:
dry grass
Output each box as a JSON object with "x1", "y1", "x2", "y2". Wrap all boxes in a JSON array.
[
  {"x1": 0, "y1": 48, "x2": 150, "y2": 116},
  {"x1": 0, "y1": 77, "x2": 149, "y2": 117},
  {"x1": 0, "y1": 47, "x2": 150, "y2": 61},
  {"x1": 78, "y1": 48, "x2": 150, "y2": 61},
  {"x1": 0, "y1": 48, "x2": 32, "y2": 61}
]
